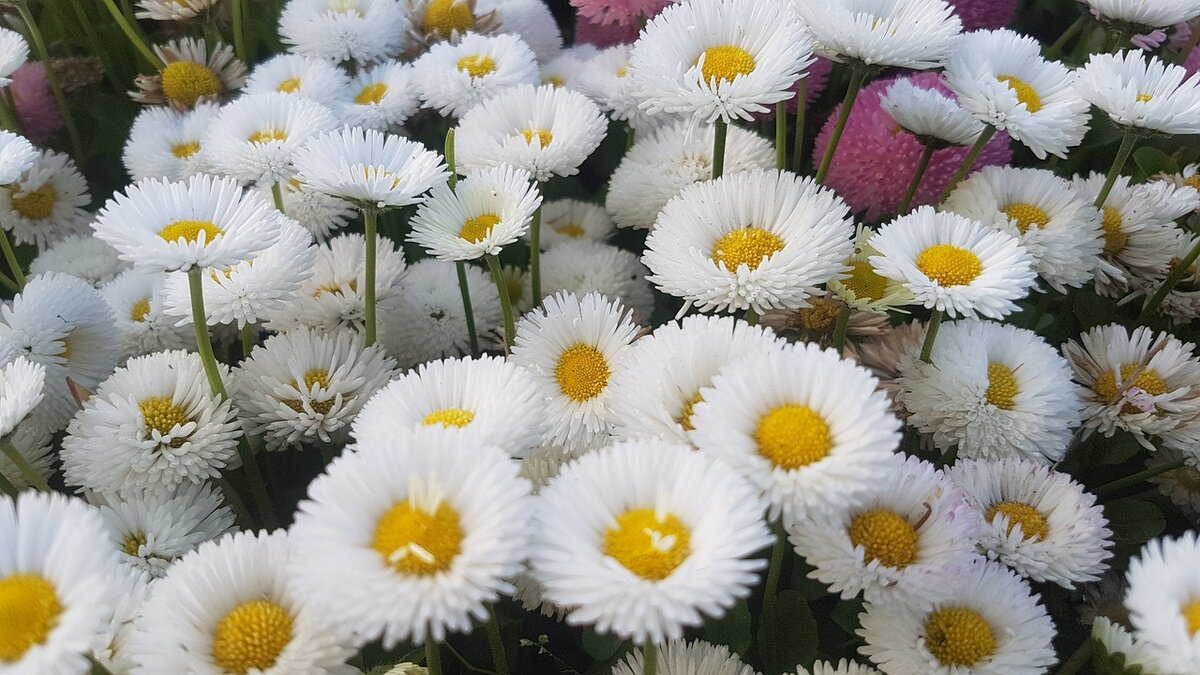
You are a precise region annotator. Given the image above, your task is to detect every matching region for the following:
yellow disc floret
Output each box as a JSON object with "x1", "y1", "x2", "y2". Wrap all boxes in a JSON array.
[
  {"x1": 0, "y1": 574, "x2": 62, "y2": 662},
  {"x1": 985, "y1": 501, "x2": 1048, "y2": 542},
  {"x1": 355, "y1": 82, "x2": 389, "y2": 105},
  {"x1": 276, "y1": 77, "x2": 301, "y2": 94},
  {"x1": 456, "y1": 54, "x2": 496, "y2": 78},
  {"x1": 848, "y1": 509, "x2": 920, "y2": 568},
  {"x1": 460, "y1": 213, "x2": 500, "y2": 243},
  {"x1": 159, "y1": 219, "x2": 224, "y2": 244},
  {"x1": 1093, "y1": 365, "x2": 1169, "y2": 402},
  {"x1": 1183, "y1": 599, "x2": 1200, "y2": 635},
  {"x1": 997, "y1": 75, "x2": 1042, "y2": 113},
  {"x1": 139, "y1": 395, "x2": 191, "y2": 442},
  {"x1": 711, "y1": 227, "x2": 785, "y2": 272},
  {"x1": 210, "y1": 600, "x2": 294, "y2": 675},
  {"x1": 422, "y1": 408, "x2": 476, "y2": 428},
  {"x1": 755, "y1": 404, "x2": 832, "y2": 469},
  {"x1": 841, "y1": 261, "x2": 889, "y2": 301},
  {"x1": 554, "y1": 224, "x2": 585, "y2": 238},
  {"x1": 248, "y1": 128, "x2": 288, "y2": 144},
  {"x1": 1101, "y1": 207, "x2": 1127, "y2": 255},
  {"x1": 916, "y1": 244, "x2": 983, "y2": 287},
  {"x1": 924, "y1": 607, "x2": 997, "y2": 667},
  {"x1": 555, "y1": 343, "x2": 610, "y2": 402},
  {"x1": 161, "y1": 61, "x2": 222, "y2": 108},
  {"x1": 985, "y1": 362, "x2": 1019, "y2": 410},
  {"x1": 171, "y1": 141, "x2": 201, "y2": 159},
  {"x1": 520, "y1": 128, "x2": 553, "y2": 147},
  {"x1": 1001, "y1": 202, "x2": 1050, "y2": 234},
  {"x1": 10, "y1": 184, "x2": 57, "y2": 221},
  {"x1": 697, "y1": 45, "x2": 756, "y2": 85},
  {"x1": 603, "y1": 508, "x2": 691, "y2": 581},
  {"x1": 372, "y1": 500, "x2": 464, "y2": 575},
  {"x1": 130, "y1": 298, "x2": 152, "y2": 323},
  {"x1": 423, "y1": 0, "x2": 475, "y2": 34},
  {"x1": 676, "y1": 392, "x2": 703, "y2": 431}
]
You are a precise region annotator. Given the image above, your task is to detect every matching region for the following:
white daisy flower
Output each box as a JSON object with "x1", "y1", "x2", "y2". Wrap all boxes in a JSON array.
[
  {"x1": 243, "y1": 53, "x2": 351, "y2": 109},
  {"x1": 539, "y1": 45, "x2": 595, "y2": 90},
  {"x1": 129, "y1": 530, "x2": 354, "y2": 674},
  {"x1": 0, "y1": 491, "x2": 121, "y2": 675},
  {"x1": 408, "y1": 164, "x2": 541, "y2": 260},
  {"x1": 232, "y1": 327, "x2": 397, "y2": 449},
  {"x1": 93, "y1": 482, "x2": 236, "y2": 579},
  {"x1": 352, "y1": 354, "x2": 546, "y2": 457},
  {"x1": 944, "y1": 29, "x2": 1090, "y2": 159},
  {"x1": 943, "y1": 166, "x2": 1103, "y2": 293},
  {"x1": 792, "y1": 0, "x2": 962, "y2": 70},
  {"x1": 897, "y1": 320, "x2": 1084, "y2": 464},
  {"x1": 91, "y1": 566, "x2": 151, "y2": 675},
  {"x1": 869, "y1": 206, "x2": 1037, "y2": 320},
  {"x1": 132, "y1": 37, "x2": 247, "y2": 111},
  {"x1": 413, "y1": 32, "x2": 540, "y2": 118},
  {"x1": 201, "y1": 93, "x2": 338, "y2": 185},
  {"x1": 531, "y1": 440, "x2": 773, "y2": 644},
  {"x1": 540, "y1": 240, "x2": 655, "y2": 322},
  {"x1": 789, "y1": 454, "x2": 980, "y2": 603},
  {"x1": 689, "y1": 341, "x2": 902, "y2": 521},
  {"x1": 29, "y1": 235, "x2": 128, "y2": 288},
  {"x1": 379, "y1": 258, "x2": 500, "y2": 368},
  {"x1": 0, "y1": 149, "x2": 91, "y2": 248},
  {"x1": 612, "y1": 639, "x2": 757, "y2": 675},
  {"x1": 289, "y1": 427, "x2": 534, "y2": 646},
  {"x1": 0, "y1": 355, "x2": 44, "y2": 438},
  {"x1": 606, "y1": 120, "x2": 774, "y2": 230},
  {"x1": 407, "y1": 0, "x2": 564, "y2": 62},
  {"x1": 454, "y1": 84, "x2": 607, "y2": 182},
  {"x1": 279, "y1": 0, "x2": 409, "y2": 65},
  {"x1": 337, "y1": 60, "x2": 422, "y2": 131},
  {"x1": 539, "y1": 198, "x2": 613, "y2": 247},
  {"x1": 1083, "y1": 0, "x2": 1200, "y2": 28},
  {"x1": 0, "y1": 27, "x2": 28, "y2": 87},
  {"x1": 575, "y1": 44, "x2": 669, "y2": 132},
  {"x1": 510, "y1": 291, "x2": 640, "y2": 448},
  {"x1": 60, "y1": 349, "x2": 243, "y2": 497},
  {"x1": 266, "y1": 178, "x2": 358, "y2": 241},
  {"x1": 828, "y1": 226, "x2": 915, "y2": 314},
  {"x1": 135, "y1": 0, "x2": 217, "y2": 20},
  {"x1": 1125, "y1": 531, "x2": 1200, "y2": 673},
  {"x1": 1076, "y1": 50, "x2": 1200, "y2": 136},
  {"x1": 629, "y1": 0, "x2": 812, "y2": 123},
  {"x1": 880, "y1": 77, "x2": 985, "y2": 148},
  {"x1": 1091, "y1": 616, "x2": 1161, "y2": 675},
  {"x1": 857, "y1": 560, "x2": 1056, "y2": 674},
  {"x1": 92, "y1": 173, "x2": 285, "y2": 273},
  {"x1": 643, "y1": 169, "x2": 856, "y2": 316},
  {"x1": 122, "y1": 103, "x2": 221, "y2": 182},
  {"x1": 791, "y1": 660, "x2": 882, "y2": 675},
  {"x1": 0, "y1": 129, "x2": 37, "y2": 184},
  {"x1": 100, "y1": 270, "x2": 195, "y2": 359}
]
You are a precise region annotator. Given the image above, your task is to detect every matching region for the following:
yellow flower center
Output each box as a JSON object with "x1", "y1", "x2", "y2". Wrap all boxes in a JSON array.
[
  {"x1": 10, "y1": 184, "x2": 57, "y2": 221},
  {"x1": 372, "y1": 500, "x2": 464, "y2": 575},
  {"x1": 1001, "y1": 202, "x2": 1050, "y2": 234},
  {"x1": 1093, "y1": 366, "x2": 1169, "y2": 401},
  {"x1": 616, "y1": 66, "x2": 628, "y2": 78},
  {"x1": 130, "y1": 298, "x2": 151, "y2": 323},
  {"x1": 924, "y1": 607, "x2": 996, "y2": 667},
  {"x1": 171, "y1": 141, "x2": 201, "y2": 159},
  {"x1": 456, "y1": 54, "x2": 495, "y2": 78},
  {"x1": 355, "y1": 82, "x2": 388, "y2": 105},
  {"x1": 423, "y1": 0, "x2": 476, "y2": 34},
  {"x1": 798, "y1": 296, "x2": 842, "y2": 332},
  {"x1": 282, "y1": 369, "x2": 334, "y2": 415},
  {"x1": 1184, "y1": 175, "x2": 1200, "y2": 192},
  {"x1": 916, "y1": 244, "x2": 983, "y2": 287},
  {"x1": 139, "y1": 395, "x2": 191, "y2": 444},
  {"x1": 121, "y1": 531, "x2": 147, "y2": 557},
  {"x1": 161, "y1": 61, "x2": 222, "y2": 108},
  {"x1": 697, "y1": 45, "x2": 756, "y2": 85},
  {"x1": 276, "y1": 77, "x2": 301, "y2": 94},
  {"x1": 754, "y1": 404, "x2": 832, "y2": 470},
  {"x1": 555, "y1": 343, "x2": 610, "y2": 402},
  {"x1": 422, "y1": 407, "x2": 476, "y2": 428},
  {"x1": 248, "y1": 128, "x2": 288, "y2": 144},
  {"x1": 159, "y1": 219, "x2": 224, "y2": 244},
  {"x1": 1136, "y1": 93, "x2": 1153, "y2": 103},
  {"x1": 328, "y1": 0, "x2": 363, "y2": 16},
  {"x1": 603, "y1": 508, "x2": 691, "y2": 581},
  {"x1": 710, "y1": 227, "x2": 784, "y2": 272},
  {"x1": 985, "y1": 501, "x2": 1048, "y2": 542},
  {"x1": 676, "y1": 392, "x2": 703, "y2": 431},
  {"x1": 554, "y1": 223, "x2": 585, "y2": 238},
  {"x1": 210, "y1": 600, "x2": 294, "y2": 675},
  {"x1": 842, "y1": 260, "x2": 889, "y2": 301},
  {"x1": 543, "y1": 75, "x2": 565, "y2": 87},
  {"x1": 848, "y1": 509, "x2": 919, "y2": 568},
  {"x1": 0, "y1": 574, "x2": 61, "y2": 662},
  {"x1": 997, "y1": 75, "x2": 1042, "y2": 113},
  {"x1": 985, "y1": 362, "x2": 1019, "y2": 410},
  {"x1": 1101, "y1": 207, "x2": 1127, "y2": 255},
  {"x1": 1183, "y1": 599, "x2": 1200, "y2": 635},
  {"x1": 460, "y1": 213, "x2": 500, "y2": 243},
  {"x1": 521, "y1": 128, "x2": 553, "y2": 147}
]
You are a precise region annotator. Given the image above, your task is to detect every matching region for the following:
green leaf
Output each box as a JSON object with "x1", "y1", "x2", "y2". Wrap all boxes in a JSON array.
[
  {"x1": 830, "y1": 598, "x2": 864, "y2": 637},
  {"x1": 703, "y1": 599, "x2": 752, "y2": 654},
  {"x1": 1093, "y1": 432, "x2": 1145, "y2": 465},
  {"x1": 771, "y1": 590, "x2": 819, "y2": 675},
  {"x1": 1132, "y1": 146, "x2": 1177, "y2": 180},
  {"x1": 1104, "y1": 499, "x2": 1166, "y2": 548},
  {"x1": 580, "y1": 628, "x2": 623, "y2": 662}
]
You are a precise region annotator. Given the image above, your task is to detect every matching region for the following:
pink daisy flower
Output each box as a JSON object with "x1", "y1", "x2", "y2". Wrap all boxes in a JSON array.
[
  {"x1": 10, "y1": 62, "x2": 63, "y2": 144},
  {"x1": 570, "y1": 0, "x2": 671, "y2": 27},
  {"x1": 949, "y1": 0, "x2": 1019, "y2": 30}
]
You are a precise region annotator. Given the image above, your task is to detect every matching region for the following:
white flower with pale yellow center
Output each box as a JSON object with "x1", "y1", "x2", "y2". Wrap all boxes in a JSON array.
[
  {"x1": 880, "y1": 76, "x2": 984, "y2": 148},
  {"x1": 201, "y1": 93, "x2": 338, "y2": 185},
  {"x1": 91, "y1": 173, "x2": 285, "y2": 273},
  {"x1": 0, "y1": 129, "x2": 37, "y2": 185},
  {"x1": 791, "y1": 0, "x2": 961, "y2": 70},
  {"x1": 576, "y1": 44, "x2": 674, "y2": 132},
  {"x1": 279, "y1": 0, "x2": 409, "y2": 65},
  {"x1": 630, "y1": 0, "x2": 812, "y2": 123},
  {"x1": 243, "y1": 53, "x2": 351, "y2": 109},
  {"x1": 129, "y1": 529, "x2": 354, "y2": 674},
  {"x1": 0, "y1": 355, "x2": 43, "y2": 438},
  {"x1": 59, "y1": 349, "x2": 242, "y2": 497},
  {"x1": 858, "y1": 559, "x2": 1056, "y2": 674},
  {"x1": 122, "y1": 103, "x2": 220, "y2": 182},
  {"x1": 264, "y1": 177, "x2": 358, "y2": 242},
  {"x1": 612, "y1": 639, "x2": 758, "y2": 675},
  {"x1": 338, "y1": 60, "x2": 422, "y2": 131},
  {"x1": 643, "y1": 169, "x2": 856, "y2": 316},
  {"x1": 1124, "y1": 531, "x2": 1200, "y2": 673},
  {"x1": 1076, "y1": 50, "x2": 1200, "y2": 136},
  {"x1": 407, "y1": 0, "x2": 564, "y2": 61},
  {"x1": 944, "y1": 29, "x2": 1089, "y2": 159},
  {"x1": 29, "y1": 234, "x2": 127, "y2": 288},
  {"x1": 0, "y1": 27, "x2": 28, "y2": 87},
  {"x1": 538, "y1": 198, "x2": 614, "y2": 248},
  {"x1": 352, "y1": 354, "x2": 546, "y2": 457},
  {"x1": 689, "y1": 341, "x2": 902, "y2": 522},
  {"x1": 0, "y1": 491, "x2": 121, "y2": 675},
  {"x1": 289, "y1": 427, "x2": 533, "y2": 646},
  {"x1": 412, "y1": 32, "x2": 540, "y2": 118},
  {"x1": 408, "y1": 165, "x2": 541, "y2": 261},
  {"x1": 135, "y1": 0, "x2": 217, "y2": 20},
  {"x1": 530, "y1": 440, "x2": 773, "y2": 644},
  {"x1": 1083, "y1": 0, "x2": 1200, "y2": 28},
  {"x1": 540, "y1": 240, "x2": 655, "y2": 322},
  {"x1": 0, "y1": 148, "x2": 91, "y2": 248},
  {"x1": 539, "y1": 45, "x2": 597, "y2": 90},
  {"x1": 828, "y1": 226, "x2": 915, "y2": 314},
  {"x1": 791, "y1": 659, "x2": 882, "y2": 675},
  {"x1": 101, "y1": 270, "x2": 195, "y2": 359},
  {"x1": 132, "y1": 37, "x2": 247, "y2": 111},
  {"x1": 510, "y1": 291, "x2": 640, "y2": 449}
]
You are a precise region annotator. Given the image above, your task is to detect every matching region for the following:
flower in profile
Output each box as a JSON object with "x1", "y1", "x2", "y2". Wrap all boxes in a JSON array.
[
  {"x1": 612, "y1": 639, "x2": 757, "y2": 675},
  {"x1": 337, "y1": 60, "x2": 422, "y2": 131},
  {"x1": 0, "y1": 27, "x2": 28, "y2": 87},
  {"x1": 412, "y1": 32, "x2": 540, "y2": 118},
  {"x1": 409, "y1": 165, "x2": 541, "y2": 261},
  {"x1": 1124, "y1": 532, "x2": 1200, "y2": 673},
  {"x1": 792, "y1": 0, "x2": 962, "y2": 70},
  {"x1": 279, "y1": 0, "x2": 409, "y2": 65},
  {"x1": 292, "y1": 126, "x2": 449, "y2": 210},
  {"x1": 122, "y1": 102, "x2": 221, "y2": 182},
  {"x1": 880, "y1": 77, "x2": 984, "y2": 148},
  {"x1": 1130, "y1": 227, "x2": 1200, "y2": 324},
  {"x1": 131, "y1": 37, "x2": 247, "y2": 111},
  {"x1": 1075, "y1": 50, "x2": 1200, "y2": 136},
  {"x1": 101, "y1": 270, "x2": 195, "y2": 359},
  {"x1": 1083, "y1": 0, "x2": 1200, "y2": 30},
  {"x1": 136, "y1": 0, "x2": 218, "y2": 20},
  {"x1": 201, "y1": 93, "x2": 338, "y2": 185},
  {"x1": 0, "y1": 148, "x2": 91, "y2": 247},
  {"x1": 0, "y1": 129, "x2": 36, "y2": 184},
  {"x1": 540, "y1": 240, "x2": 655, "y2": 321},
  {"x1": 29, "y1": 235, "x2": 127, "y2": 288},
  {"x1": 0, "y1": 355, "x2": 44, "y2": 438},
  {"x1": 243, "y1": 53, "x2": 351, "y2": 109}
]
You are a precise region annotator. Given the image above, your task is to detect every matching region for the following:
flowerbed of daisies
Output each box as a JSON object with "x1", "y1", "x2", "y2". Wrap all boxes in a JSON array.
[{"x1": 4, "y1": 0, "x2": 1200, "y2": 673}]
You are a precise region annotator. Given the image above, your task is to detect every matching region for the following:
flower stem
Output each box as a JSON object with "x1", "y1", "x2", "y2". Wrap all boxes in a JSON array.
[
  {"x1": 485, "y1": 606, "x2": 510, "y2": 675},
  {"x1": 792, "y1": 78, "x2": 808, "y2": 173},
  {"x1": 1, "y1": 87, "x2": 23, "y2": 136},
  {"x1": 744, "y1": 307, "x2": 759, "y2": 326},
  {"x1": 0, "y1": 89, "x2": 18, "y2": 133},
  {"x1": 712, "y1": 117, "x2": 728, "y2": 179},
  {"x1": 1094, "y1": 457, "x2": 1189, "y2": 498},
  {"x1": 0, "y1": 435, "x2": 49, "y2": 491},
  {"x1": 529, "y1": 205, "x2": 542, "y2": 302},
  {"x1": 831, "y1": 304, "x2": 851, "y2": 355},
  {"x1": 643, "y1": 642, "x2": 658, "y2": 675},
  {"x1": 919, "y1": 309, "x2": 943, "y2": 363},
  {"x1": 937, "y1": 125, "x2": 996, "y2": 204},
  {"x1": 0, "y1": 269, "x2": 16, "y2": 294},
  {"x1": 14, "y1": 0, "x2": 84, "y2": 158},
  {"x1": 1054, "y1": 638, "x2": 1092, "y2": 675},
  {"x1": 231, "y1": 0, "x2": 248, "y2": 63},
  {"x1": 775, "y1": 101, "x2": 787, "y2": 170},
  {"x1": 0, "y1": 228, "x2": 25, "y2": 289},
  {"x1": 815, "y1": 66, "x2": 868, "y2": 185},
  {"x1": 0, "y1": 469, "x2": 17, "y2": 496},
  {"x1": 1136, "y1": 235, "x2": 1200, "y2": 323},
  {"x1": 457, "y1": 261, "x2": 479, "y2": 354},
  {"x1": 1046, "y1": 13, "x2": 1088, "y2": 60},
  {"x1": 761, "y1": 519, "x2": 787, "y2": 670},
  {"x1": 363, "y1": 207, "x2": 378, "y2": 346},
  {"x1": 1094, "y1": 132, "x2": 1138, "y2": 210},
  {"x1": 487, "y1": 255, "x2": 515, "y2": 351},
  {"x1": 898, "y1": 145, "x2": 935, "y2": 214},
  {"x1": 98, "y1": 0, "x2": 165, "y2": 70},
  {"x1": 240, "y1": 323, "x2": 256, "y2": 361},
  {"x1": 425, "y1": 641, "x2": 443, "y2": 675},
  {"x1": 271, "y1": 182, "x2": 285, "y2": 214},
  {"x1": 445, "y1": 127, "x2": 458, "y2": 190}
]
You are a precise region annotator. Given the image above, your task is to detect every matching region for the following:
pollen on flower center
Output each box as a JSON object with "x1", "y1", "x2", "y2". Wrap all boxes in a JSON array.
[
  {"x1": 121, "y1": 531, "x2": 147, "y2": 557},
  {"x1": 520, "y1": 128, "x2": 553, "y2": 147},
  {"x1": 1002, "y1": 202, "x2": 1050, "y2": 234},
  {"x1": 924, "y1": 607, "x2": 996, "y2": 667},
  {"x1": 697, "y1": 45, "x2": 756, "y2": 85},
  {"x1": 161, "y1": 61, "x2": 222, "y2": 108},
  {"x1": 711, "y1": 227, "x2": 784, "y2": 272},
  {"x1": 554, "y1": 223, "x2": 585, "y2": 238},
  {"x1": 1136, "y1": 93, "x2": 1153, "y2": 103},
  {"x1": 1182, "y1": 599, "x2": 1200, "y2": 635},
  {"x1": 676, "y1": 392, "x2": 703, "y2": 431},
  {"x1": 1185, "y1": 175, "x2": 1200, "y2": 192},
  {"x1": 1101, "y1": 207, "x2": 1127, "y2": 255},
  {"x1": 1093, "y1": 365, "x2": 1169, "y2": 401},
  {"x1": 456, "y1": 54, "x2": 495, "y2": 78},
  {"x1": 555, "y1": 343, "x2": 611, "y2": 402},
  {"x1": 916, "y1": 244, "x2": 983, "y2": 287},
  {"x1": 210, "y1": 599, "x2": 294, "y2": 675},
  {"x1": 372, "y1": 500, "x2": 464, "y2": 575},
  {"x1": 139, "y1": 395, "x2": 191, "y2": 443},
  {"x1": 460, "y1": 213, "x2": 500, "y2": 243},
  {"x1": 848, "y1": 509, "x2": 920, "y2": 568},
  {"x1": 997, "y1": 75, "x2": 1042, "y2": 113},
  {"x1": 171, "y1": 141, "x2": 201, "y2": 158},
  {"x1": 159, "y1": 219, "x2": 225, "y2": 244},
  {"x1": 542, "y1": 75, "x2": 565, "y2": 87},
  {"x1": 422, "y1": 407, "x2": 476, "y2": 428},
  {"x1": 248, "y1": 128, "x2": 288, "y2": 144},
  {"x1": 985, "y1": 501, "x2": 1048, "y2": 542},
  {"x1": 130, "y1": 298, "x2": 152, "y2": 323},
  {"x1": 355, "y1": 82, "x2": 388, "y2": 105},
  {"x1": 603, "y1": 508, "x2": 692, "y2": 581},
  {"x1": 755, "y1": 404, "x2": 832, "y2": 469},
  {"x1": 798, "y1": 296, "x2": 841, "y2": 332},
  {"x1": 276, "y1": 77, "x2": 301, "y2": 93},
  {"x1": 842, "y1": 261, "x2": 889, "y2": 301},
  {"x1": 0, "y1": 573, "x2": 62, "y2": 662},
  {"x1": 10, "y1": 184, "x2": 57, "y2": 220},
  {"x1": 283, "y1": 369, "x2": 334, "y2": 415},
  {"x1": 985, "y1": 362, "x2": 1019, "y2": 410},
  {"x1": 423, "y1": 0, "x2": 475, "y2": 34}
]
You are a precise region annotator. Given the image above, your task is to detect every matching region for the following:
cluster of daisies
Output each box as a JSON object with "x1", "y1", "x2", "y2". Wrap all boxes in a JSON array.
[{"x1": 2, "y1": 0, "x2": 1200, "y2": 673}]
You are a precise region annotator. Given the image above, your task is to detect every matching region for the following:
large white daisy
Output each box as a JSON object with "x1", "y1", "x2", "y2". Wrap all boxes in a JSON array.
[
  {"x1": 1075, "y1": 50, "x2": 1200, "y2": 136},
  {"x1": 408, "y1": 164, "x2": 541, "y2": 261},
  {"x1": 200, "y1": 93, "x2": 338, "y2": 186},
  {"x1": 1124, "y1": 531, "x2": 1200, "y2": 673},
  {"x1": 792, "y1": 0, "x2": 962, "y2": 70},
  {"x1": 412, "y1": 32, "x2": 540, "y2": 118}
]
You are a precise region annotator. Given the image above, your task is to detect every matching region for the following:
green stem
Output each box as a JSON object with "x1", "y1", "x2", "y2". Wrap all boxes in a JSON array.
[
  {"x1": 363, "y1": 207, "x2": 378, "y2": 346},
  {"x1": 919, "y1": 309, "x2": 943, "y2": 364},
  {"x1": 1, "y1": 87, "x2": 23, "y2": 136},
  {"x1": 457, "y1": 261, "x2": 479, "y2": 354},
  {"x1": 815, "y1": 66, "x2": 868, "y2": 185},
  {"x1": 0, "y1": 468, "x2": 17, "y2": 496},
  {"x1": 0, "y1": 89, "x2": 17, "y2": 133},
  {"x1": 898, "y1": 145, "x2": 935, "y2": 214},
  {"x1": 831, "y1": 304, "x2": 851, "y2": 355},
  {"x1": 240, "y1": 323, "x2": 255, "y2": 361},
  {"x1": 712, "y1": 117, "x2": 728, "y2": 179},
  {"x1": 1094, "y1": 133, "x2": 1138, "y2": 210},
  {"x1": 231, "y1": 0, "x2": 248, "y2": 63},
  {"x1": 744, "y1": 307, "x2": 759, "y2": 326},
  {"x1": 1046, "y1": 13, "x2": 1088, "y2": 60},
  {"x1": 1094, "y1": 457, "x2": 1189, "y2": 498},
  {"x1": 14, "y1": 1, "x2": 83, "y2": 158},
  {"x1": 1, "y1": 435, "x2": 49, "y2": 491},
  {"x1": 1054, "y1": 638, "x2": 1092, "y2": 675},
  {"x1": 792, "y1": 78, "x2": 808, "y2": 173},
  {"x1": 937, "y1": 125, "x2": 996, "y2": 204},
  {"x1": 487, "y1": 255, "x2": 515, "y2": 351},
  {"x1": 529, "y1": 205, "x2": 542, "y2": 302},
  {"x1": 643, "y1": 642, "x2": 658, "y2": 675},
  {"x1": 761, "y1": 519, "x2": 787, "y2": 671},
  {"x1": 0, "y1": 228, "x2": 25, "y2": 289},
  {"x1": 775, "y1": 101, "x2": 787, "y2": 170},
  {"x1": 213, "y1": 475, "x2": 253, "y2": 528},
  {"x1": 1136, "y1": 235, "x2": 1200, "y2": 323},
  {"x1": 426, "y1": 641, "x2": 443, "y2": 675},
  {"x1": 99, "y1": 0, "x2": 165, "y2": 70},
  {"x1": 484, "y1": 607, "x2": 510, "y2": 675},
  {"x1": 271, "y1": 182, "x2": 285, "y2": 214},
  {"x1": 0, "y1": 269, "x2": 16, "y2": 294},
  {"x1": 446, "y1": 128, "x2": 458, "y2": 190}
]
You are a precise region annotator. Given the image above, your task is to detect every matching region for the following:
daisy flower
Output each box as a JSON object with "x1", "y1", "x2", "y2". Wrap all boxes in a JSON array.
[
  {"x1": 510, "y1": 291, "x2": 640, "y2": 448},
  {"x1": 409, "y1": 165, "x2": 541, "y2": 260},
  {"x1": 351, "y1": 354, "x2": 546, "y2": 456},
  {"x1": 454, "y1": 84, "x2": 607, "y2": 182},
  {"x1": 131, "y1": 37, "x2": 247, "y2": 110},
  {"x1": 1125, "y1": 531, "x2": 1200, "y2": 673},
  {"x1": 612, "y1": 639, "x2": 757, "y2": 675},
  {"x1": 59, "y1": 349, "x2": 243, "y2": 497},
  {"x1": 828, "y1": 226, "x2": 915, "y2": 314},
  {"x1": 29, "y1": 235, "x2": 127, "y2": 287},
  {"x1": 943, "y1": 29, "x2": 1089, "y2": 159},
  {"x1": 539, "y1": 198, "x2": 614, "y2": 247},
  {"x1": 540, "y1": 45, "x2": 595, "y2": 90},
  {"x1": 0, "y1": 491, "x2": 121, "y2": 675},
  {"x1": 689, "y1": 341, "x2": 902, "y2": 521},
  {"x1": 100, "y1": 270, "x2": 195, "y2": 359},
  {"x1": 289, "y1": 428, "x2": 534, "y2": 646},
  {"x1": 1090, "y1": 616, "x2": 1161, "y2": 675},
  {"x1": 232, "y1": 327, "x2": 397, "y2": 449},
  {"x1": 880, "y1": 76, "x2": 985, "y2": 148},
  {"x1": 530, "y1": 440, "x2": 773, "y2": 644},
  {"x1": 92, "y1": 173, "x2": 285, "y2": 273},
  {"x1": 629, "y1": 0, "x2": 812, "y2": 123},
  {"x1": 792, "y1": 0, "x2": 962, "y2": 70},
  {"x1": 135, "y1": 0, "x2": 217, "y2": 20},
  {"x1": 130, "y1": 530, "x2": 354, "y2": 674},
  {"x1": 0, "y1": 129, "x2": 37, "y2": 184},
  {"x1": 201, "y1": 93, "x2": 338, "y2": 186},
  {"x1": 869, "y1": 206, "x2": 1037, "y2": 320},
  {"x1": 265, "y1": 178, "x2": 358, "y2": 241},
  {"x1": 243, "y1": 53, "x2": 351, "y2": 109},
  {"x1": 540, "y1": 240, "x2": 654, "y2": 321},
  {"x1": 0, "y1": 148, "x2": 91, "y2": 247},
  {"x1": 1083, "y1": 0, "x2": 1200, "y2": 31},
  {"x1": 575, "y1": 44, "x2": 672, "y2": 132},
  {"x1": 857, "y1": 560, "x2": 1056, "y2": 674},
  {"x1": 0, "y1": 355, "x2": 44, "y2": 438},
  {"x1": 337, "y1": 60, "x2": 422, "y2": 131},
  {"x1": 279, "y1": 0, "x2": 409, "y2": 65},
  {"x1": 643, "y1": 169, "x2": 855, "y2": 315},
  {"x1": 122, "y1": 102, "x2": 221, "y2": 181},
  {"x1": 412, "y1": 32, "x2": 540, "y2": 118},
  {"x1": 791, "y1": 660, "x2": 882, "y2": 675},
  {"x1": 0, "y1": 27, "x2": 28, "y2": 87},
  {"x1": 408, "y1": 0, "x2": 564, "y2": 62},
  {"x1": 1076, "y1": 50, "x2": 1200, "y2": 136}
]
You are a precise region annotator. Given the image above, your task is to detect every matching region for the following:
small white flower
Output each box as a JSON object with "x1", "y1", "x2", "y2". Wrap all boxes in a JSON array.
[
  {"x1": 612, "y1": 639, "x2": 758, "y2": 675},
  {"x1": 135, "y1": 0, "x2": 217, "y2": 20},
  {"x1": 1075, "y1": 50, "x2": 1200, "y2": 136},
  {"x1": 122, "y1": 103, "x2": 221, "y2": 182},
  {"x1": 0, "y1": 355, "x2": 44, "y2": 438},
  {"x1": 1083, "y1": 0, "x2": 1200, "y2": 29},
  {"x1": 0, "y1": 27, "x2": 29, "y2": 86},
  {"x1": 0, "y1": 129, "x2": 38, "y2": 184},
  {"x1": 279, "y1": 0, "x2": 409, "y2": 65},
  {"x1": 412, "y1": 32, "x2": 540, "y2": 118},
  {"x1": 265, "y1": 178, "x2": 358, "y2": 242},
  {"x1": 337, "y1": 60, "x2": 422, "y2": 131},
  {"x1": 29, "y1": 235, "x2": 128, "y2": 288},
  {"x1": 1125, "y1": 532, "x2": 1200, "y2": 673},
  {"x1": 539, "y1": 198, "x2": 614, "y2": 247},
  {"x1": 201, "y1": 93, "x2": 338, "y2": 185},
  {"x1": 540, "y1": 240, "x2": 655, "y2": 322},
  {"x1": 100, "y1": 270, "x2": 195, "y2": 359},
  {"x1": 0, "y1": 149, "x2": 91, "y2": 248},
  {"x1": 792, "y1": 0, "x2": 962, "y2": 70},
  {"x1": 243, "y1": 53, "x2": 351, "y2": 109},
  {"x1": 880, "y1": 77, "x2": 984, "y2": 147},
  {"x1": 408, "y1": 165, "x2": 541, "y2": 260}
]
